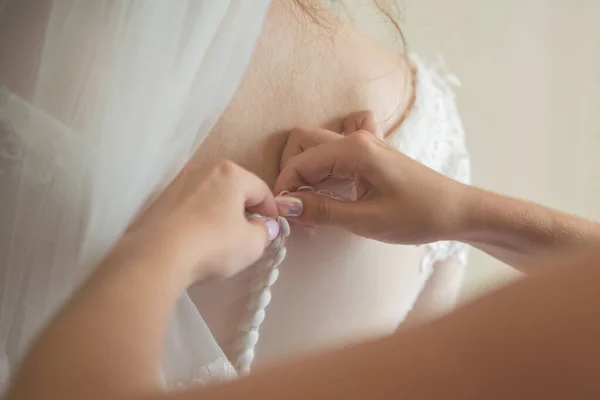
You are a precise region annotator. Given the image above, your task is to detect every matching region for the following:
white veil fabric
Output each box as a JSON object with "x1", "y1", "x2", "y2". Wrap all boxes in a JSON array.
[{"x1": 0, "y1": 0, "x2": 270, "y2": 389}]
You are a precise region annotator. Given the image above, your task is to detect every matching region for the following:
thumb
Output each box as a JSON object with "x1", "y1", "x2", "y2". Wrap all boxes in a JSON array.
[
  {"x1": 247, "y1": 215, "x2": 280, "y2": 247},
  {"x1": 275, "y1": 193, "x2": 359, "y2": 228}
]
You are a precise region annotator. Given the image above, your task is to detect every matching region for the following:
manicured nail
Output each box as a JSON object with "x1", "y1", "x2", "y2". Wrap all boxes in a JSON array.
[
  {"x1": 278, "y1": 190, "x2": 290, "y2": 196},
  {"x1": 275, "y1": 196, "x2": 303, "y2": 217},
  {"x1": 266, "y1": 219, "x2": 280, "y2": 241},
  {"x1": 298, "y1": 186, "x2": 314, "y2": 192}
]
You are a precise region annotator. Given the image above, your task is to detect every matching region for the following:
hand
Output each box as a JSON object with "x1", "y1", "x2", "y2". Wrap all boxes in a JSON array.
[
  {"x1": 121, "y1": 160, "x2": 280, "y2": 283},
  {"x1": 274, "y1": 111, "x2": 470, "y2": 245}
]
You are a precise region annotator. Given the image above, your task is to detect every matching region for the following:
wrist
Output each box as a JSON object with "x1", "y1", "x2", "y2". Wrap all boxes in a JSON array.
[
  {"x1": 449, "y1": 184, "x2": 513, "y2": 248},
  {"x1": 110, "y1": 230, "x2": 202, "y2": 289},
  {"x1": 440, "y1": 183, "x2": 486, "y2": 243}
]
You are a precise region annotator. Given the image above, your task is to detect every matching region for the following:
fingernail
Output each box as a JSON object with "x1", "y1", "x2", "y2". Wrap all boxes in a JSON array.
[
  {"x1": 278, "y1": 190, "x2": 290, "y2": 196},
  {"x1": 275, "y1": 196, "x2": 303, "y2": 217},
  {"x1": 266, "y1": 219, "x2": 280, "y2": 241},
  {"x1": 298, "y1": 186, "x2": 314, "y2": 192}
]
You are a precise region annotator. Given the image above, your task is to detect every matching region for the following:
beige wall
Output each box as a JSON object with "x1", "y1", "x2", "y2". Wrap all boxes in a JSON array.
[{"x1": 351, "y1": 0, "x2": 600, "y2": 301}]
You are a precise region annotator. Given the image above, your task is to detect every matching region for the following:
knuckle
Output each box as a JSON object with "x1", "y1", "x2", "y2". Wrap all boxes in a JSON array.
[
  {"x1": 344, "y1": 110, "x2": 376, "y2": 135},
  {"x1": 348, "y1": 129, "x2": 375, "y2": 150},
  {"x1": 314, "y1": 197, "x2": 331, "y2": 224},
  {"x1": 288, "y1": 127, "x2": 308, "y2": 140},
  {"x1": 287, "y1": 127, "x2": 307, "y2": 146},
  {"x1": 214, "y1": 159, "x2": 236, "y2": 177}
]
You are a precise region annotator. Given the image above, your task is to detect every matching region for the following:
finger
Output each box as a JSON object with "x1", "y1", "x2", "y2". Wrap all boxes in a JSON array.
[
  {"x1": 342, "y1": 110, "x2": 381, "y2": 138},
  {"x1": 281, "y1": 127, "x2": 343, "y2": 170},
  {"x1": 228, "y1": 218, "x2": 278, "y2": 274},
  {"x1": 273, "y1": 131, "x2": 375, "y2": 194},
  {"x1": 226, "y1": 162, "x2": 278, "y2": 218},
  {"x1": 247, "y1": 216, "x2": 280, "y2": 243},
  {"x1": 275, "y1": 192, "x2": 364, "y2": 230},
  {"x1": 241, "y1": 219, "x2": 277, "y2": 265}
]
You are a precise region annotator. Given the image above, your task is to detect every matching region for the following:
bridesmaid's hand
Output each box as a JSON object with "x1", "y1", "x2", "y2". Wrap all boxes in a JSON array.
[
  {"x1": 122, "y1": 160, "x2": 280, "y2": 283},
  {"x1": 274, "y1": 111, "x2": 470, "y2": 245}
]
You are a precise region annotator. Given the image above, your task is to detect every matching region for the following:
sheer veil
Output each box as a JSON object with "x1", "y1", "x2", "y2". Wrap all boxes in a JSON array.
[{"x1": 0, "y1": 0, "x2": 270, "y2": 388}]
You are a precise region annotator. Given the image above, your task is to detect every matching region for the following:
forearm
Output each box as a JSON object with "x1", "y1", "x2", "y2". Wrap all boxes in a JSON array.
[
  {"x1": 454, "y1": 185, "x2": 600, "y2": 272},
  {"x1": 147, "y1": 251, "x2": 600, "y2": 400},
  {"x1": 5, "y1": 241, "x2": 190, "y2": 400}
]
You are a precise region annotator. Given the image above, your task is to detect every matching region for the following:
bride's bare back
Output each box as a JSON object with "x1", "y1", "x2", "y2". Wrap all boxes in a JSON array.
[{"x1": 189, "y1": 1, "x2": 463, "y2": 366}]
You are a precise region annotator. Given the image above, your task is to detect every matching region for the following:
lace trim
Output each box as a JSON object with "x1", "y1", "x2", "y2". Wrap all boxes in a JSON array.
[
  {"x1": 384, "y1": 55, "x2": 472, "y2": 319},
  {"x1": 387, "y1": 55, "x2": 471, "y2": 267},
  {"x1": 167, "y1": 357, "x2": 238, "y2": 389}
]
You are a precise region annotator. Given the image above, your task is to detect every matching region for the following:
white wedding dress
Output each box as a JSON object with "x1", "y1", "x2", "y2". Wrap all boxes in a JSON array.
[{"x1": 0, "y1": 0, "x2": 469, "y2": 391}]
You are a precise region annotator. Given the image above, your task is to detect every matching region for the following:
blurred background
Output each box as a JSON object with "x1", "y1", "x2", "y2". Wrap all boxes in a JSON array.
[{"x1": 349, "y1": 0, "x2": 600, "y2": 301}]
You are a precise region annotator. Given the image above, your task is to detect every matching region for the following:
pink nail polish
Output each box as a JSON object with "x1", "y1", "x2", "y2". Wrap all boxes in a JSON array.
[
  {"x1": 297, "y1": 186, "x2": 314, "y2": 193},
  {"x1": 275, "y1": 196, "x2": 303, "y2": 217},
  {"x1": 266, "y1": 219, "x2": 280, "y2": 241}
]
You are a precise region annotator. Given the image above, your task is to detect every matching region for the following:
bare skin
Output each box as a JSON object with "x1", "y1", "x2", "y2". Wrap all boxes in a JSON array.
[
  {"x1": 274, "y1": 125, "x2": 600, "y2": 272},
  {"x1": 6, "y1": 129, "x2": 600, "y2": 400},
  {"x1": 188, "y1": 1, "x2": 431, "y2": 363},
  {"x1": 0, "y1": 0, "x2": 454, "y2": 369},
  {"x1": 194, "y1": 1, "x2": 412, "y2": 183}
]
